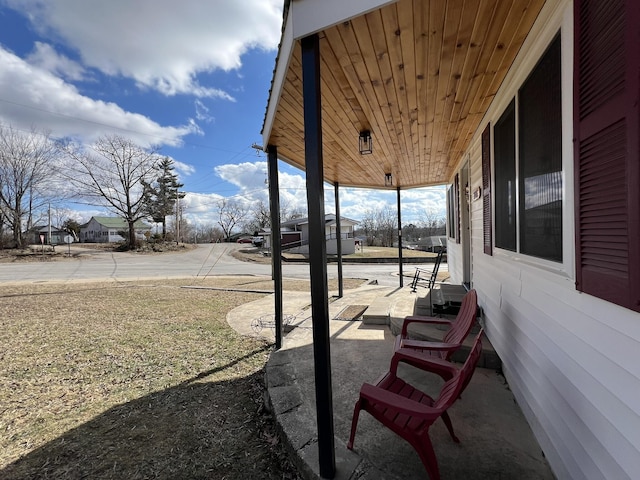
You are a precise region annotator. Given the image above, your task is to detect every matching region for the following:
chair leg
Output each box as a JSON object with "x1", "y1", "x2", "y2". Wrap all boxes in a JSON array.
[
  {"x1": 429, "y1": 287, "x2": 433, "y2": 316},
  {"x1": 347, "y1": 400, "x2": 363, "y2": 450},
  {"x1": 414, "y1": 433, "x2": 441, "y2": 480},
  {"x1": 439, "y1": 411, "x2": 460, "y2": 443}
]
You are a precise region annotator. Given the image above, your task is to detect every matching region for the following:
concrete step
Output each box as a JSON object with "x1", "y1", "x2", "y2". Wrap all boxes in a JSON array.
[
  {"x1": 361, "y1": 287, "x2": 416, "y2": 326},
  {"x1": 415, "y1": 284, "x2": 469, "y2": 316}
]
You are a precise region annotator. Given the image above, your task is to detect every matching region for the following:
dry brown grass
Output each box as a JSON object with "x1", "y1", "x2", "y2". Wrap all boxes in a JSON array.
[
  {"x1": 0, "y1": 277, "x2": 320, "y2": 479},
  {"x1": 0, "y1": 242, "x2": 196, "y2": 263}
]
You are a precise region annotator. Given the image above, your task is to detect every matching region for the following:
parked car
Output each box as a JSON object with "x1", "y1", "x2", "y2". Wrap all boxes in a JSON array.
[
  {"x1": 236, "y1": 237, "x2": 253, "y2": 244},
  {"x1": 252, "y1": 236, "x2": 263, "y2": 247}
]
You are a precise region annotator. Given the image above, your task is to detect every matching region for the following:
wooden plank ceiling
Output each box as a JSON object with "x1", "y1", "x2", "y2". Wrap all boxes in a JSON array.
[{"x1": 266, "y1": 0, "x2": 546, "y2": 189}]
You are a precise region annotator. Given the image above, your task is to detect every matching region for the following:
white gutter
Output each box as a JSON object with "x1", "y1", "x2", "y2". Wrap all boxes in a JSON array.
[
  {"x1": 262, "y1": 10, "x2": 294, "y2": 147},
  {"x1": 290, "y1": 0, "x2": 397, "y2": 40}
]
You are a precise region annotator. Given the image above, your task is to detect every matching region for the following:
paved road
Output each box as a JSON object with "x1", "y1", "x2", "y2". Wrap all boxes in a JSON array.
[{"x1": 0, "y1": 244, "x2": 433, "y2": 287}]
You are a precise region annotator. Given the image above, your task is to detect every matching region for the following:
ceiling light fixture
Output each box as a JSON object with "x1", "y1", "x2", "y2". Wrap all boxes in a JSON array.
[{"x1": 359, "y1": 130, "x2": 372, "y2": 155}]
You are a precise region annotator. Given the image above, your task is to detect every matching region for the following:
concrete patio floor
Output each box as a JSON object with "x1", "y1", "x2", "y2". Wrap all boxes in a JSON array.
[{"x1": 226, "y1": 283, "x2": 555, "y2": 480}]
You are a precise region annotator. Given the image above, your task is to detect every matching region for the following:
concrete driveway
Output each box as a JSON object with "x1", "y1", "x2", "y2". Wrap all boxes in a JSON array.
[{"x1": 0, "y1": 244, "x2": 424, "y2": 286}]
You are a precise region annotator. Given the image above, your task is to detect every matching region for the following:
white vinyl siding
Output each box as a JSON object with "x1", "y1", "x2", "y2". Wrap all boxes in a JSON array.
[{"x1": 448, "y1": 2, "x2": 640, "y2": 479}]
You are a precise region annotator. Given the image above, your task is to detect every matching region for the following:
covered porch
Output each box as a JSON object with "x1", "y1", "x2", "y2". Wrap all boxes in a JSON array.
[
  {"x1": 261, "y1": 0, "x2": 549, "y2": 477},
  {"x1": 258, "y1": 0, "x2": 640, "y2": 478},
  {"x1": 227, "y1": 282, "x2": 554, "y2": 479}
]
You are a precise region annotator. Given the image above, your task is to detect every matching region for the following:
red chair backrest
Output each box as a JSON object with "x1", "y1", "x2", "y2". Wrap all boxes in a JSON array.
[
  {"x1": 435, "y1": 329, "x2": 483, "y2": 411},
  {"x1": 442, "y1": 289, "x2": 478, "y2": 345}
]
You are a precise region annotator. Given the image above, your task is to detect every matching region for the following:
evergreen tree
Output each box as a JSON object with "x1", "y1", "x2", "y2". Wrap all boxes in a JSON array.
[
  {"x1": 142, "y1": 157, "x2": 184, "y2": 239},
  {"x1": 61, "y1": 218, "x2": 81, "y2": 240}
]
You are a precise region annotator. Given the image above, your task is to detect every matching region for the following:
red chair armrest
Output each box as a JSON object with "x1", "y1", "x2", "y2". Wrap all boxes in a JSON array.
[
  {"x1": 399, "y1": 339, "x2": 461, "y2": 351},
  {"x1": 401, "y1": 316, "x2": 452, "y2": 336},
  {"x1": 360, "y1": 383, "x2": 440, "y2": 419},
  {"x1": 391, "y1": 348, "x2": 459, "y2": 379}
]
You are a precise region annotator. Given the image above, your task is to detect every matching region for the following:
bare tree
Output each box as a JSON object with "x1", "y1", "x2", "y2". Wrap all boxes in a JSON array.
[
  {"x1": 217, "y1": 198, "x2": 249, "y2": 240},
  {"x1": 199, "y1": 222, "x2": 224, "y2": 243},
  {"x1": 403, "y1": 223, "x2": 418, "y2": 242},
  {"x1": 376, "y1": 205, "x2": 398, "y2": 247},
  {"x1": 0, "y1": 206, "x2": 8, "y2": 245},
  {"x1": 61, "y1": 135, "x2": 158, "y2": 249},
  {"x1": 49, "y1": 206, "x2": 76, "y2": 229},
  {"x1": 419, "y1": 208, "x2": 446, "y2": 237},
  {"x1": 243, "y1": 198, "x2": 271, "y2": 234},
  {"x1": 179, "y1": 218, "x2": 195, "y2": 244},
  {"x1": 242, "y1": 198, "x2": 306, "y2": 234},
  {"x1": 359, "y1": 209, "x2": 377, "y2": 246},
  {"x1": 279, "y1": 199, "x2": 306, "y2": 222},
  {"x1": 354, "y1": 206, "x2": 398, "y2": 246},
  {"x1": 0, "y1": 126, "x2": 60, "y2": 248}
]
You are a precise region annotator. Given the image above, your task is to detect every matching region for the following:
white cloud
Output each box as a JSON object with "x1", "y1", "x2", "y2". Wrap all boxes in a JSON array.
[
  {"x1": 64, "y1": 205, "x2": 116, "y2": 225},
  {"x1": 26, "y1": 41, "x2": 88, "y2": 81},
  {"x1": 5, "y1": 0, "x2": 283, "y2": 97},
  {"x1": 211, "y1": 161, "x2": 446, "y2": 224},
  {"x1": 182, "y1": 192, "x2": 222, "y2": 213},
  {"x1": 400, "y1": 186, "x2": 447, "y2": 222},
  {"x1": 334, "y1": 188, "x2": 394, "y2": 220},
  {"x1": 215, "y1": 161, "x2": 269, "y2": 195},
  {"x1": 194, "y1": 99, "x2": 214, "y2": 123},
  {"x1": 171, "y1": 159, "x2": 196, "y2": 177},
  {"x1": 0, "y1": 46, "x2": 197, "y2": 147}
]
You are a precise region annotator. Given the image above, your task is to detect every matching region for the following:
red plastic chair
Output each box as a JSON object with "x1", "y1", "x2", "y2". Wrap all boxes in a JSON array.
[
  {"x1": 395, "y1": 289, "x2": 478, "y2": 361},
  {"x1": 348, "y1": 329, "x2": 483, "y2": 480}
]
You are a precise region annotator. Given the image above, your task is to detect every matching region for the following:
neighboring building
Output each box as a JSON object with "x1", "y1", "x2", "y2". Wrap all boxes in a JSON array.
[
  {"x1": 262, "y1": 1, "x2": 640, "y2": 478},
  {"x1": 80, "y1": 216, "x2": 151, "y2": 243},
  {"x1": 27, "y1": 225, "x2": 67, "y2": 245},
  {"x1": 412, "y1": 236, "x2": 447, "y2": 253},
  {"x1": 262, "y1": 214, "x2": 358, "y2": 255}
]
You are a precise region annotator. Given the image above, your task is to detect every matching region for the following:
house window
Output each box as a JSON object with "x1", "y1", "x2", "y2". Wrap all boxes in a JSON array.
[
  {"x1": 447, "y1": 174, "x2": 460, "y2": 244},
  {"x1": 494, "y1": 100, "x2": 517, "y2": 252},
  {"x1": 493, "y1": 34, "x2": 562, "y2": 263},
  {"x1": 482, "y1": 123, "x2": 492, "y2": 255}
]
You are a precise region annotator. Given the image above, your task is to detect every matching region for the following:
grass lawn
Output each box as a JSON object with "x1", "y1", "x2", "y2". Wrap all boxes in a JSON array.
[{"x1": 0, "y1": 277, "x2": 339, "y2": 479}]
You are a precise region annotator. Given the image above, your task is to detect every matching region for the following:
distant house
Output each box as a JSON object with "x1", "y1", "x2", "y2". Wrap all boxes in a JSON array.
[
  {"x1": 80, "y1": 216, "x2": 151, "y2": 243},
  {"x1": 262, "y1": 214, "x2": 358, "y2": 255},
  {"x1": 27, "y1": 225, "x2": 67, "y2": 245},
  {"x1": 414, "y1": 236, "x2": 447, "y2": 253}
]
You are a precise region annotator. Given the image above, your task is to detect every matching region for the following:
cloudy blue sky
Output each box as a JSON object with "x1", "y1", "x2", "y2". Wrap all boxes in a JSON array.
[{"x1": 0, "y1": 0, "x2": 445, "y2": 228}]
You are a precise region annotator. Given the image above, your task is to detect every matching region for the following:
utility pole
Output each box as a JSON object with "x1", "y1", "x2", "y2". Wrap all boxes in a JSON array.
[
  {"x1": 175, "y1": 193, "x2": 180, "y2": 245},
  {"x1": 48, "y1": 203, "x2": 52, "y2": 245}
]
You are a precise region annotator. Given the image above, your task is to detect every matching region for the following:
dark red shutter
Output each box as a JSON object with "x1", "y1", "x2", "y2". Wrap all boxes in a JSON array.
[
  {"x1": 454, "y1": 173, "x2": 461, "y2": 244},
  {"x1": 482, "y1": 123, "x2": 492, "y2": 255},
  {"x1": 574, "y1": 0, "x2": 640, "y2": 311},
  {"x1": 446, "y1": 187, "x2": 453, "y2": 239}
]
